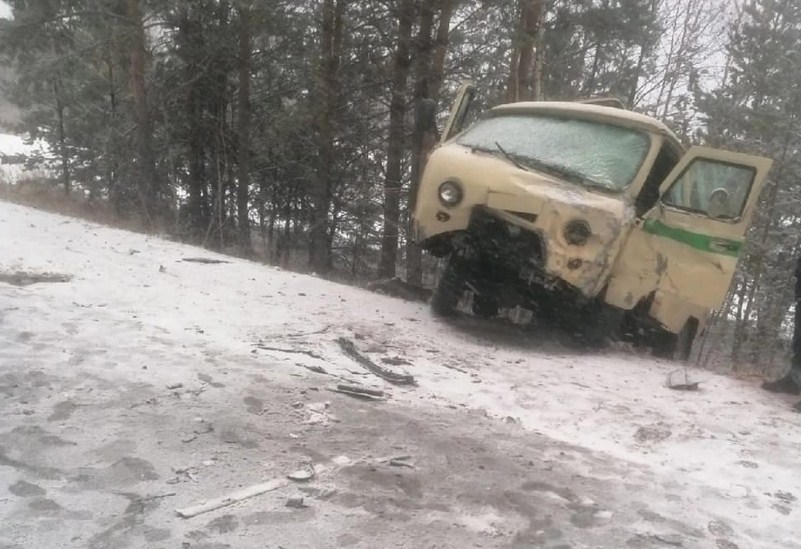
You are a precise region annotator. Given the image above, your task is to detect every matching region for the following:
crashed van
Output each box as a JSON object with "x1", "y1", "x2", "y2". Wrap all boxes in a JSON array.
[{"x1": 412, "y1": 85, "x2": 773, "y2": 359}]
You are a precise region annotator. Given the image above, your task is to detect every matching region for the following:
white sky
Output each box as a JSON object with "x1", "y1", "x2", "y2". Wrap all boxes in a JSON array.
[{"x1": 0, "y1": 1, "x2": 10, "y2": 19}]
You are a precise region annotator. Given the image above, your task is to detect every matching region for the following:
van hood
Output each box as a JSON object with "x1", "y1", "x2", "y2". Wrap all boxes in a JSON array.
[{"x1": 440, "y1": 144, "x2": 633, "y2": 231}]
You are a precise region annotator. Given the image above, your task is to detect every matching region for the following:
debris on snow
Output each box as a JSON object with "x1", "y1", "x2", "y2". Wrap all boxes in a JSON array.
[
  {"x1": 666, "y1": 369, "x2": 701, "y2": 391},
  {"x1": 376, "y1": 454, "x2": 412, "y2": 464},
  {"x1": 649, "y1": 533, "x2": 684, "y2": 546},
  {"x1": 168, "y1": 467, "x2": 199, "y2": 484},
  {"x1": 335, "y1": 384, "x2": 384, "y2": 398},
  {"x1": 286, "y1": 325, "x2": 332, "y2": 338},
  {"x1": 336, "y1": 337, "x2": 415, "y2": 385},
  {"x1": 381, "y1": 356, "x2": 413, "y2": 366},
  {"x1": 287, "y1": 466, "x2": 316, "y2": 482},
  {"x1": 175, "y1": 478, "x2": 288, "y2": 518},
  {"x1": 302, "y1": 364, "x2": 329, "y2": 375},
  {"x1": 0, "y1": 270, "x2": 71, "y2": 286},
  {"x1": 181, "y1": 257, "x2": 230, "y2": 264},
  {"x1": 254, "y1": 344, "x2": 325, "y2": 361},
  {"x1": 329, "y1": 384, "x2": 385, "y2": 401},
  {"x1": 285, "y1": 496, "x2": 307, "y2": 509},
  {"x1": 387, "y1": 457, "x2": 415, "y2": 469}
]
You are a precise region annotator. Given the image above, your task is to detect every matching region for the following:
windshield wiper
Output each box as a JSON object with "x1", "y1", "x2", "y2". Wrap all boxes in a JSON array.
[
  {"x1": 522, "y1": 158, "x2": 616, "y2": 193},
  {"x1": 494, "y1": 141, "x2": 529, "y2": 172},
  {"x1": 471, "y1": 142, "x2": 618, "y2": 193}
]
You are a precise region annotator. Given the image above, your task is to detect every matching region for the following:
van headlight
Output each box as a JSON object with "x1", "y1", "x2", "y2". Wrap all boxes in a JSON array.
[
  {"x1": 438, "y1": 181, "x2": 463, "y2": 207},
  {"x1": 564, "y1": 219, "x2": 591, "y2": 246}
]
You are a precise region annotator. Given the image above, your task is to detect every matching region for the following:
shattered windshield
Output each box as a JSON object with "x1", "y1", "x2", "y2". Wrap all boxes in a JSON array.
[{"x1": 456, "y1": 113, "x2": 650, "y2": 191}]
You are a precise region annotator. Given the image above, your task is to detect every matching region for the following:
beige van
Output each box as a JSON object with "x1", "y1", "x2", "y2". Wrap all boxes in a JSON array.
[{"x1": 412, "y1": 84, "x2": 773, "y2": 359}]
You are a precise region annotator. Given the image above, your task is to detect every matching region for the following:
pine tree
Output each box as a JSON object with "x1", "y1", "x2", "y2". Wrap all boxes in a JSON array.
[{"x1": 697, "y1": 0, "x2": 801, "y2": 367}]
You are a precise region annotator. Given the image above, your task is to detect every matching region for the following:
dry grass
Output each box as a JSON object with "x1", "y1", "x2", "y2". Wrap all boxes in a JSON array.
[{"x1": 0, "y1": 178, "x2": 151, "y2": 234}]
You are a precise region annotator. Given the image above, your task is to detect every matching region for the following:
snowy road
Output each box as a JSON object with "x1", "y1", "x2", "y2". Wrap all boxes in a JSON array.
[{"x1": 0, "y1": 201, "x2": 799, "y2": 548}]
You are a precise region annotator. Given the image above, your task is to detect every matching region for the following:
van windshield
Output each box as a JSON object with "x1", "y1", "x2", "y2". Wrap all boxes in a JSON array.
[{"x1": 456, "y1": 113, "x2": 651, "y2": 191}]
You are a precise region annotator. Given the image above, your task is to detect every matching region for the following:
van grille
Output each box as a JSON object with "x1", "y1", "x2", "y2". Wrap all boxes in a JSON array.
[
  {"x1": 468, "y1": 207, "x2": 544, "y2": 267},
  {"x1": 507, "y1": 211, "x2": 538, "y2": 223}
]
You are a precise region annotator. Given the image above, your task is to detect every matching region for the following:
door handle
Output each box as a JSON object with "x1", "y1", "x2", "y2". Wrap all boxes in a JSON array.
[{"x1": 709, "y1": 238, "x2": 740, "y2": 254}]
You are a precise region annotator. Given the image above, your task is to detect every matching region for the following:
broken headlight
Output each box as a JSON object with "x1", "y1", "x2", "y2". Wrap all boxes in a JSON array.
[{"x1": 564, "y1": 219, "x2": 591, "y2": 246}]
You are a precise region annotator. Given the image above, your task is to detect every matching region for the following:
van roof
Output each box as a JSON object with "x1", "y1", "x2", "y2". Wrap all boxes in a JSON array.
[{"x1": 491, "y1": 101, "x2": 684, "y2": 152}]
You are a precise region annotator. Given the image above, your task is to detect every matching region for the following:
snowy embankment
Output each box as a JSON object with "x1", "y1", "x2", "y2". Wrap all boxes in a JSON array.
[{"x1": 1, "y1": 201, "x2": 799, "y2": 548}]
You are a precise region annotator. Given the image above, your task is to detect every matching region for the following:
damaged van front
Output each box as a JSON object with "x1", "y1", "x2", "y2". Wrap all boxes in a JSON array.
[{"x1": 413, "y1": 85, "x2": 773, "y2": 358}]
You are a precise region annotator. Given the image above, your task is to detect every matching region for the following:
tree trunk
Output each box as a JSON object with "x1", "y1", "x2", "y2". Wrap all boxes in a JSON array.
[
  {"x1": 52, "y1": 78, "x2": 70, "y2": 195},
  {"x1": 506, "y1": 0, "x2": 543, "y2": 102},
  {"x1": 626, "y1": 0, "x2": 658, "y2": 108},
  {"x1": 531, "y1": 5, "x2": 546, "y2": 101},
  {"x1": 178, "y1": 13, "x2": 207, "y2": 235},
  {"x1": 406, "y1": 0, "x2": 451, "y2": 286},
  {"x1": 627, "y1": 43, "x2": 649, "y2": 108},
  {"x1": 427, "y1": 0, "x2": 455, "y2": 103},
  {"x1": 515, "y1": 0, "x2": 542, "y2": 101},
  {"x1": 104, "y1": 50, "x2": 120, "y2": 208},
  {"x1": 583, "y1": 43, "x2": 603, "y2": 96},
  {"x1": 236, "y1": 3, "x2": 253, "y2": 254},
  {"x1": 125, "y1": 0, "x2": 158, "y2": 224},
  {"x1": 310, "y1": 0, "x2": 346, "y2": 273},
  {"x1": 378, "y1": 0, "x2": 415, "y2": 279}
]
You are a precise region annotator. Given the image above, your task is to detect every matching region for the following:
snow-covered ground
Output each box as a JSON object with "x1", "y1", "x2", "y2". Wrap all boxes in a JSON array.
[{"x1": 1, "y1": 200, "x2": 799, "y2": 548}]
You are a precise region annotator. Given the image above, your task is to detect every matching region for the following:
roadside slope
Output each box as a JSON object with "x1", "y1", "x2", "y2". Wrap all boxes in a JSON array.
[{"x1": 0, "y1": 201, "x2": 799, "y2": 549}]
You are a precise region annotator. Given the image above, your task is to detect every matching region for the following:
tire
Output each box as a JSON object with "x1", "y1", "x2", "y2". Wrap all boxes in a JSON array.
[
  {"x1": 651, "y1": 330, "x2": 678, "y2": 359},
  {"x1": 652, "y1": 319, "x2": 697, "y2": 361},
  {"x1": 472, "y1": 294, "x2": 499, "y2": 318},
  {"x1": 431, "y1": 256, "x2": 465, "y2": 317},
  {"x1": 575, "y1": 304, "x2": 622, "y2": 349}
]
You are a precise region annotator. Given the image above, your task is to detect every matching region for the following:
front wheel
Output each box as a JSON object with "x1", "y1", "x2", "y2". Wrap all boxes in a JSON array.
[
  {"x1": 575, "y1": 304, "x2": 623, "y2": 349},
  {"x1": 472, "y1": 294, "x2": 500, "y2": 318},
  {"x1": 431, "y1": 255, "x2": 466, "y2": 317}
]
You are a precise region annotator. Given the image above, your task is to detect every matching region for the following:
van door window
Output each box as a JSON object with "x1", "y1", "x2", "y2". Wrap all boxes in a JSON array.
[{"x1": 661, "y1": 159, "x2": 756, "y2": 221}]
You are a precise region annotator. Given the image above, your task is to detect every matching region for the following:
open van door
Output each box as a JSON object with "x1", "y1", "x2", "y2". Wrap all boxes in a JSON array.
[
  {"x1": 440, "y1": 81, "x2": 477, "y2": 145},
  {"x1": 606, "y1": 146, "x2": 773, "y2": 333}
]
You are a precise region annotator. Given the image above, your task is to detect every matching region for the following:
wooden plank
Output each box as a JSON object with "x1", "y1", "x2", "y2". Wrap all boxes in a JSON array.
[{"x1": 175, "y1": 478, "x2": 288, "y2": 519}]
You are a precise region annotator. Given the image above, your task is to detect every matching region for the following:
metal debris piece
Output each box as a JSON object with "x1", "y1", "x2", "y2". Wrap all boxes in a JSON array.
[
  {"x1": 287, "y1": 466, "x2": 316, "y2": 482},
  {"x1": 328, "y1": 386, "x2": 384, "y2": 401},
  {"x1": 336, "y1": 337, "x2": 415, "y2": 385},
  {"x1": 336, "y1": 384, "x2": 384, "y2": 398},
  {"x1": 175, "y1": 478, "x2": 287, "y2": 519},
  {"x1": 285, "y1": 497, "x2": 307, "y2": 509},
  {"x1": 666, "y1": 369, "x2": 700, "y2": 391},
  {"x1": 181, "y1": 257, "x2": 230, "y2": 264},
  {"x1": 254, "y1": 344, "x2": 325, "y2": 361}
]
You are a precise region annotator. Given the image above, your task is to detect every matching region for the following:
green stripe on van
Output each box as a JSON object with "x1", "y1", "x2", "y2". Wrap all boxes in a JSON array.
[{"x1": 643, "y1": 219, "x2": 743, "y2": 257}]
